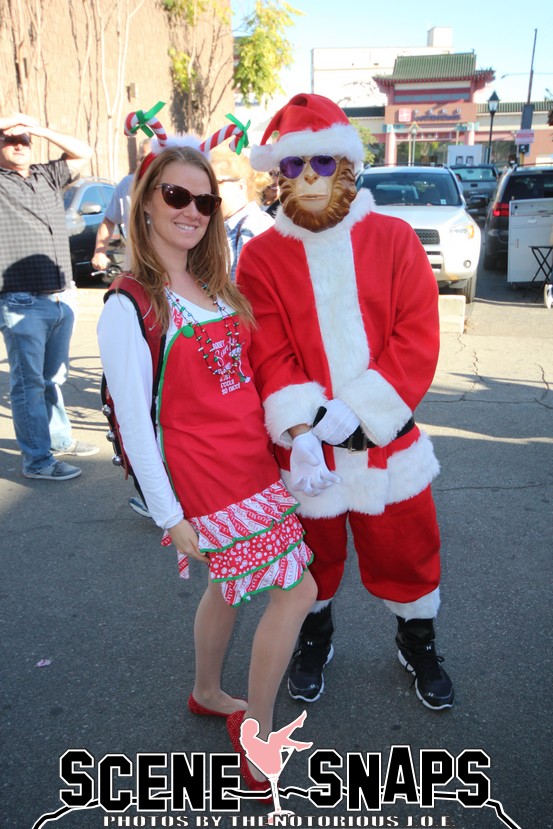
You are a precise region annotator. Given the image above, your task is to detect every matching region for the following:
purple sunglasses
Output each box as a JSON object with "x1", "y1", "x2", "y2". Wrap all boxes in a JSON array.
[{"x1": 279, "y1": 155, "x2": 338, "y2": 180}]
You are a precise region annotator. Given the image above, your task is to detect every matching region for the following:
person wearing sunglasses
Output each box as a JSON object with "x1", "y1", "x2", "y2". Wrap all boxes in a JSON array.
[
  {"x1": 237, "y1": 93, "x2": 454, "y2": 712},
  {"x1": 210, "y1": 147, "x2": 274, "y2": 281},
  {"x1": 0, "y1": 112, "x2": 96, "y2": 481},
  {"x1": 97, "y1": 140, "x2": 317, "y2": 793}
]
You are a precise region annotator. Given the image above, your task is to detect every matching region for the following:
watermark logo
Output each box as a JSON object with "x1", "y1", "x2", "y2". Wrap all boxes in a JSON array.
[{"x1": 31, "y1": 712, "x2": 524, "y2": 829}]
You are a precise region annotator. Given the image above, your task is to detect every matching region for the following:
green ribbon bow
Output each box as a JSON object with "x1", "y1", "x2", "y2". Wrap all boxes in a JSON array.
[
  {"x1": 225, "y1": 113, "x2": 251, "y2": 155},
  {"x1": 131, "y1": 101, "x2": 166, "y2": 137}
]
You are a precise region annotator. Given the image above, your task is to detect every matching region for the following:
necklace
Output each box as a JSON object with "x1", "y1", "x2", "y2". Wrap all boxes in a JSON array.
[{"x1": 165, "y1": 286, "x2": 248, "y2": 383}]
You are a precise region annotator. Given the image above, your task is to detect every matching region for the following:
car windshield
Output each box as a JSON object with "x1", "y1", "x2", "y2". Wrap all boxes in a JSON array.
[
  {"x1": 452, "y1": 166, "x2": 497, "y2": 182},
  {"x1": 358, "y1": 171, "x2": 461, "y2": 207}
]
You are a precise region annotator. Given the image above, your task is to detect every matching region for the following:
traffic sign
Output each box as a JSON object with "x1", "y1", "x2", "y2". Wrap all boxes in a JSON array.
[{"x1": 515, "y1": 130, "x2": 535, "y2": 145}]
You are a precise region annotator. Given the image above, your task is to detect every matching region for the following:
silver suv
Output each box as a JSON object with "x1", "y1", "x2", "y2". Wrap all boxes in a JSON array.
[{"x1": 357, "y1": 165, "x2": 481, "y2": 302}]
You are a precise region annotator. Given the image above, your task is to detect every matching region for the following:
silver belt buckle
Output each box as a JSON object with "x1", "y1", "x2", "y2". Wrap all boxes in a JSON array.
[{"x1": 347, "y1": 433, "x2": 368, "y2": 453}]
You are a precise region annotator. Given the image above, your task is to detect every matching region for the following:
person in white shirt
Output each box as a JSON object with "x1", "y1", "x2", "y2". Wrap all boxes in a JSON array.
[
  {"x1": 210, "y1": 148, "x2": 274, "y2": 281},
  {"x1": 91, "y1": 139, "x2": 151, "y2": 272}
]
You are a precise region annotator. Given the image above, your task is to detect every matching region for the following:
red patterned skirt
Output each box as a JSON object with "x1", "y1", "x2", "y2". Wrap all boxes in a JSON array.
[{"x1": 164, "y1": 480, "x2": 312, "y2": 607}]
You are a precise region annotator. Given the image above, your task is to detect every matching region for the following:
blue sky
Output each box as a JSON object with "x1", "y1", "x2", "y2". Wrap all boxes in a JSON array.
[{"x1": 232, "y1": 0, "x2": 553, "y2": 104}]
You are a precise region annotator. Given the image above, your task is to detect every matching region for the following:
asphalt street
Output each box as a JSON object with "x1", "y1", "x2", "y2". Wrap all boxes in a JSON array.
[{"x1": 1, "y1": 262, "x2": 552, "y2": 829}]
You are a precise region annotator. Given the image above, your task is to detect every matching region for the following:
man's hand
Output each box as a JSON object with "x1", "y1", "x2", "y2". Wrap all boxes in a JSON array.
[
  {"x1": 312, "y1": 398, "x2": 361, "y2": 445},
  {"x1": 0, "y1": 112, "x2": 38, "y2": 134},
  {"x1": 290, "y1": 431, "x2": 340, "y2": 497},
  {"x1": 91, "y1": 251, "x2": 110, "y2": 271}
]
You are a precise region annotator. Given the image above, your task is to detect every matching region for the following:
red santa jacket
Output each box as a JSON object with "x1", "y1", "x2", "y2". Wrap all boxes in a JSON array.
[{"x1": 237, "y1": 189, "x2": 440, "y2": 518}]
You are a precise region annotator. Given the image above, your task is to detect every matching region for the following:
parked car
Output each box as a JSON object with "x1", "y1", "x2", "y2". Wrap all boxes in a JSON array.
[
  {"x1": 64, "y1": 177, "x2": 116, "y2": 280},
  {"x1": 483, "y1": 164, "x2": 553, "y2": 270},
  {"x1": 357, "y1": 165, "x2": 481, "y2": 302},
  {"x1": 450, "y1": 163, "x2": 499, "y2": 223}
]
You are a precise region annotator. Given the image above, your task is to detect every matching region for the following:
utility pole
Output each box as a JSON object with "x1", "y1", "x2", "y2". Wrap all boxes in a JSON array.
[
  {"x1": 526, "y1": 28, "x2": 537, "y2": 105},
  {"x1": 519, "y1": 28, "x2": 537, "y2": 164}
]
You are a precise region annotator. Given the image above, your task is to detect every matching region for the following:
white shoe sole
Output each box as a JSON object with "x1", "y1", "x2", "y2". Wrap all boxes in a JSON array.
[
  {"x1": 23, "y1": 468, "x2": 82, "y2": 481},
  {"x1": 128, "y1": 498, "x2": 152, "y2": 519},
  {"x1": 397, "y1": 650, "x2": 454, "y2": 710}
]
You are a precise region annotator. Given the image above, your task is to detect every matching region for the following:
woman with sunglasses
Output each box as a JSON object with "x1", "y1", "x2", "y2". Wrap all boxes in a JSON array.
[{"x1": 97, "y1": 142, "x2": 317, "y2": 792}]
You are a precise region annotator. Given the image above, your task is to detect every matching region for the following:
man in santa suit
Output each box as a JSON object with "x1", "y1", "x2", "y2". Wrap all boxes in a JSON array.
[{"x1": 237, "y1": 93, "x2": 454, "y2": 710}]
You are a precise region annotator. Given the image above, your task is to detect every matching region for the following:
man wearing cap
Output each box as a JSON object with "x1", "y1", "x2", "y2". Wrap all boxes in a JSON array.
[
  {"x1": 237, "y1": 93, "x2": 454, "y2": 711},
  {"x1": 0, "y1": 112, "x2": 97, "y2": 481}
]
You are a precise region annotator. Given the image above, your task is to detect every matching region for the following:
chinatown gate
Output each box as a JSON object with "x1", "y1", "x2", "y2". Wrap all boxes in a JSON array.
[{"x1": 345, "y1": 51, "x2": 552, "y2": 166}]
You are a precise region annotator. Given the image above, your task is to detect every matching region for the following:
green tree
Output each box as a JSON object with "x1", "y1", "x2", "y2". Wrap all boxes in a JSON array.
[
  {"x1": 234, "y1": 1, "x2": 302, "y2": 103},
  {"x1": 162, "y1": 0, "x2": 232, "y2": 134},
  {"x1": 350, "y1": 120, "x2": 376, "y2": 166}
]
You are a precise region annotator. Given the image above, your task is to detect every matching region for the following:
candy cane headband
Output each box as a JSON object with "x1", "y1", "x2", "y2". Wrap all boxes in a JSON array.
[{"x1": 124, "y1": 102, "x2": 251, "y2": 179}]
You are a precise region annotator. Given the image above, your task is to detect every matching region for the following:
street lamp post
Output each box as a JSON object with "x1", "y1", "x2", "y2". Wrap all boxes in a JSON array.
[
  {"x1": 409, "y1": 123, "x2": 419, "y2": 165},
  {"x1": 487, "y1": 91, "x2": 499, "y2": 164}
]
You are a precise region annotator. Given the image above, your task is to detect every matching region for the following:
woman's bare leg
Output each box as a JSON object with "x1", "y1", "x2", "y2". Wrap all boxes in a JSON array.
[
  {"x1": 245, "y1": 571, "x2": 317, "y2": 780},
  {"x1": 192, "y1": 579, "x2": 247, "y2": 714}
]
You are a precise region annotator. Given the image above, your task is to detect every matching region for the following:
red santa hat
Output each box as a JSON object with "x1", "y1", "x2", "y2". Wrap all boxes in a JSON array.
[{"x1": 249, "y1": 93, "x2": 365, "y2": 172}]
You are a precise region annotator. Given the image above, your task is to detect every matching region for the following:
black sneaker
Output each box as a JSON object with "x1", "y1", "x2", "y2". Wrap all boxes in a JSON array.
[
  {"x1": 288, "y1": 640, "x2": 334, "y2": 703},
  {"x1": 397, "y1": 641, "x2": 454, "y2": 710}
]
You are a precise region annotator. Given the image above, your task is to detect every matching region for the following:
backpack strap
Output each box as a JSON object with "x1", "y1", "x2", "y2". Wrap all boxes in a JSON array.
[
  {"x1": 103, "y1": 273, "x2": 165, "y2": 388},
  {"x1": 101, "y1": 273, "x2": 166, "y2": 481}
]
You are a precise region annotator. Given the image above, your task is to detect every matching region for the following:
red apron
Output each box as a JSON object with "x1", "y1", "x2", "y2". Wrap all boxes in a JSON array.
[{"x1": 158, "y1": 316, "x2": 278, "y2": 519}]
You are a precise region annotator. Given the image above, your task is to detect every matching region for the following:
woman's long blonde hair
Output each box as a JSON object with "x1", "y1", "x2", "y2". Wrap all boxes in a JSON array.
[{"x1": 128, "y1": 145, "x2": 253, "y2": 332}]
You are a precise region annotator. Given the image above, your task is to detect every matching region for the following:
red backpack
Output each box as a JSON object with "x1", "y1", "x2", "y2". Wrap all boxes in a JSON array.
[{"x1": 101, "y1": 274, "x2": 166, "y2": 486}]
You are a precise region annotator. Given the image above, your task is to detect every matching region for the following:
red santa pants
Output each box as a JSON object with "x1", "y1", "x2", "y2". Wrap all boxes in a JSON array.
[{"x1": 298, "y1": 486, "x2": 441, "y2": 603}]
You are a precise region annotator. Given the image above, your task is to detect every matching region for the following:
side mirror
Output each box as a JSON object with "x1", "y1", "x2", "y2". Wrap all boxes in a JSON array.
[{"x1": 80, "y1": 202, "x2": 103, "y2": 215}]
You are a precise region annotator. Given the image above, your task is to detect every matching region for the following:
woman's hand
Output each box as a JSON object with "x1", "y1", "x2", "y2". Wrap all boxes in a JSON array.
[{"x1": 167, "y1": 519, "x2": 208, "y2": 565}]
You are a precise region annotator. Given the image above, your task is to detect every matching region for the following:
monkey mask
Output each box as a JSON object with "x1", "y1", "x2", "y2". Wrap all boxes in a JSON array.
[{"x1": 249, "y1": 93, "x2": 364, "y2": 232}]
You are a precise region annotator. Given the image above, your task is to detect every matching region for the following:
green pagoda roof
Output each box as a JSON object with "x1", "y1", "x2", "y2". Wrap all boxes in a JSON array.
[{"x1": 375, "y1": 53, "x2": 494, "y2": 85}]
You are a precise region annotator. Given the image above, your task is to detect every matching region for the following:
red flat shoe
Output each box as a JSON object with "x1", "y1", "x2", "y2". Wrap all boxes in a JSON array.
[
  {"x1": 188, "y1": 694, "x2": 246, "y2": 718},
  {"x1": 227, "y1": 710, "x2": 272, "y2": 801}
]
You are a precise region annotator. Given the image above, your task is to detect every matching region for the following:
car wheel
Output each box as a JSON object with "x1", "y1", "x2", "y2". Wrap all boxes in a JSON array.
[
  {"x1": 483, "y1": 252, "x2": 498, "y2": 270},
  {"x1": 460, "y1": 275, "x2": 477, "y2": 303}
]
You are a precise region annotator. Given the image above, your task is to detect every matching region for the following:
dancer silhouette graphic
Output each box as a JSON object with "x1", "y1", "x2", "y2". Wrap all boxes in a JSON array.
[{"x1": 240, "y1": 710, "x2": 312, "y2": 819}]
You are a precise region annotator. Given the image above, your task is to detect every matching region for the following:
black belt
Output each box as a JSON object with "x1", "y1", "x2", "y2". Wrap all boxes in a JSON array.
[{"x1": 313, "y1": 407, "x2": 415, "y2": 452}]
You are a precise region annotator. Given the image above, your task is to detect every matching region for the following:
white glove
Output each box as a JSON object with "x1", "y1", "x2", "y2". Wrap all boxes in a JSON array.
[
  {"x1": 311, "y1": 398, "x2": 361, "y2": 445},
  {"x1": 290, "y1": 431, "x2": 340, "y2": 497}
]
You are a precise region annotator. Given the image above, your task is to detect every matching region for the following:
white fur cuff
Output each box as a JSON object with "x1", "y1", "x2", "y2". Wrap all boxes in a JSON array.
[
  {"x1": 338, "y1": 369, "x2": 412, "y2": 447},
  {"x1": 264, "y1": 382, "x2": 328, "y2": 446},
  {"x1": 384, "y1": 588, "x2": 441, "y2": 620}
]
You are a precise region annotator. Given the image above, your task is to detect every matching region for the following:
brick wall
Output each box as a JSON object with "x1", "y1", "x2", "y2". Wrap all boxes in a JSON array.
[{"x1": 0, "y1": 0, "x2": 234, "y2": 182}]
